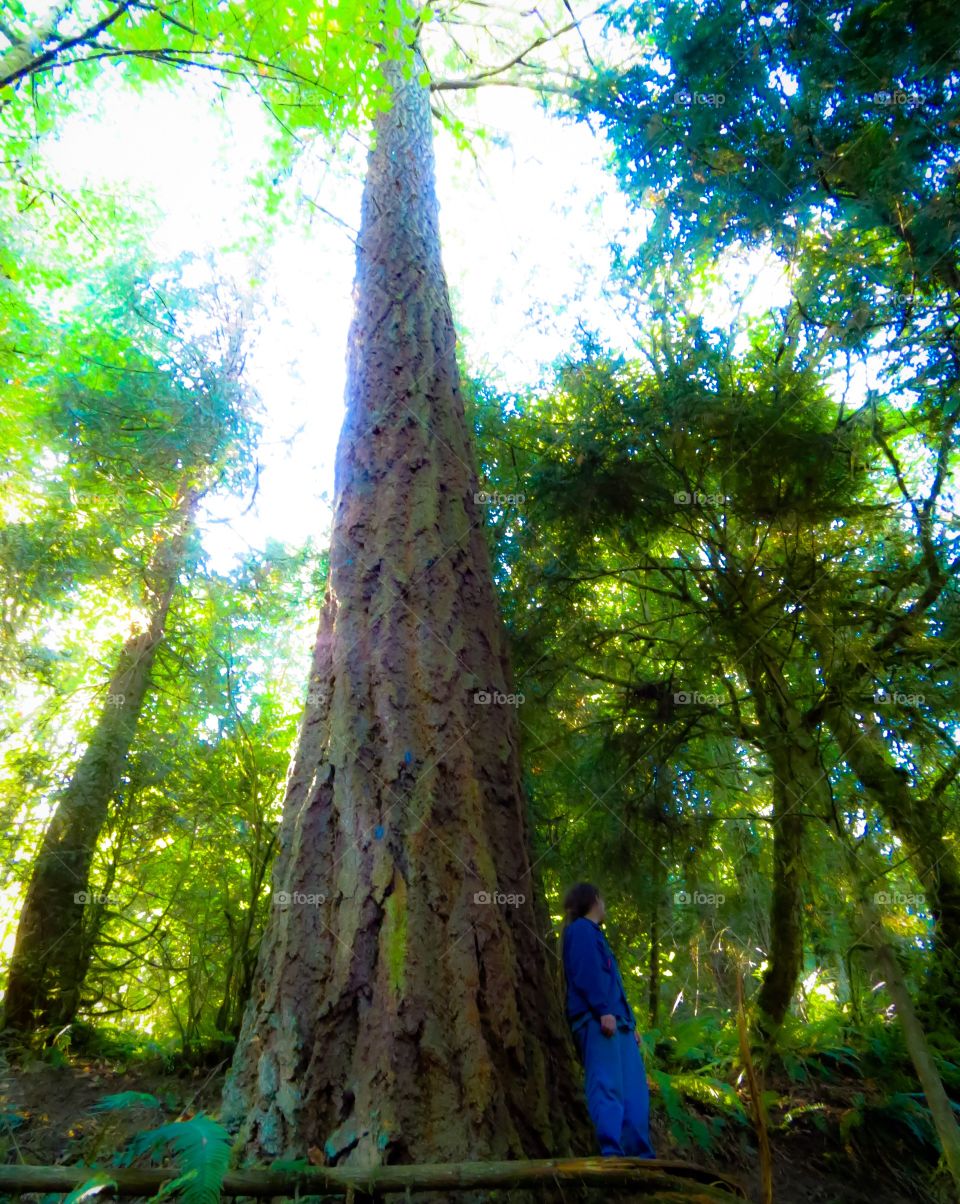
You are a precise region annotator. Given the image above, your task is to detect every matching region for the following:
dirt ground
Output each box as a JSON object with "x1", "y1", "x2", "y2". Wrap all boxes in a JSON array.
[{"x1": 0, "y1": 1054, "x2": 947, "y2": 1204}]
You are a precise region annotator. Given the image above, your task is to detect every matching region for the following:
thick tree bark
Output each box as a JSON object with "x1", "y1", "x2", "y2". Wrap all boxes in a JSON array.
[
  {"x1": 736, "y1": 646, "x2": 822, "y2": 1031},
  {"x1": 221, "y1": 48, "x2": 591, "y2": 1176},
  {"x1": 2, "y1": 488, "x2": 197, "y2": 1032},
  {"x1": 754, "y1": 767, "x2": 804, "y2": 1030},
  {"x1": 0, "y1": 1159, "x2": 747, "y2": 1200}
]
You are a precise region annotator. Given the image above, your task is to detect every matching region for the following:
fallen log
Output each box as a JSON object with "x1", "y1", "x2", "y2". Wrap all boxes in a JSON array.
[{"x1": 0, "y1": 1157, "x2": 747, "y2": 1200}]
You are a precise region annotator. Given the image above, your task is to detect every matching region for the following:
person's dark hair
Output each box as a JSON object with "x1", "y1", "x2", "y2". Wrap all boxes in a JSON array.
[{"x1": 563, "y1": 882, "x2": 600, "y2": 922}]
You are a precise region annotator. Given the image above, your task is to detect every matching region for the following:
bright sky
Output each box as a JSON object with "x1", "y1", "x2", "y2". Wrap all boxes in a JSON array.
[
  {"x1": 41, "y1": 70, "x2": 649, "y2": 573},
  {"x1": 39, "y1": 40, "x2": 801, "y2": 581}
]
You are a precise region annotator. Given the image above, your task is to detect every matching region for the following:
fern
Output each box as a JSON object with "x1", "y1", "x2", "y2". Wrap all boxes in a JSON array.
[
  {"x1": 839, "y1": 1093, "x2": 865, "y2": 1148},
  {"x1": 876, "y1": 1092, "x2": 937, "y2": 1147},
  {"x1": 650, "y1": 1068, "x2": 723, "y2": 1152},
  {"x1": 120, "y1": 1114, "x2": 231, "y2": 1204},
  {"x1": 91, "y1": 1092, "x2": 162, "y2": 1112},
  {"x1": 63, "y1": 1173, "x2": 118, "y2": 1204},
  {"x1": 667, "y1": 1071, "x2": 747, "y2": 1119}
]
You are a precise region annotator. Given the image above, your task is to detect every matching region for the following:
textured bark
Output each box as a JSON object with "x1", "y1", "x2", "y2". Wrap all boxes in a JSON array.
[
  {"x1": 823, "y1": 697, "x2": 960, "y2": 1021},
  {"x1": 215, "y1": 797, "x2": 278, "y2": 1038},
  {"x1": 736, "y1": 647, "x2": 823, "y2": 1030},
  {"x1": 222, "y1": 49, "x2": 591, "y2": 1175},
  {"x1": 803, "y1": 607, "x2": 960, "y2": 1022},
  {"x1": 648, "y1": 897, "x2": 660, "y2": 1030},
  {"x1": 0, "y1": 1159, "x2": 748, "y2": 1200},
  {"x1": 754, "y1": 766, "x2": 804, "y2": 1030},
  {"x1": 849, "y1": 858, "x2": 960, "y2": 1192},
  {"x1": 2, "y1": 488, "x2": 197, "y2": 1032}
]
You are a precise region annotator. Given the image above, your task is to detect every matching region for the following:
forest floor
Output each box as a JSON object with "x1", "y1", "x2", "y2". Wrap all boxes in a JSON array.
[{"x1": 0, "y1": 1053, "x2": 947, "y2": 1204}]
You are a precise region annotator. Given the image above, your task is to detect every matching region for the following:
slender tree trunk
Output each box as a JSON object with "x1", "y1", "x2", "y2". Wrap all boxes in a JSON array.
[
  {"x1": 822, "y1": 696, "x2": 960, "y2": 1023},
  {"x1": 737, "y1": 647, "x2": 823, "y2": 1031},
  {"x1": 216, "y1": 816, "x2": 277, "y2": 1038},
  {"x1": 2, "y1": 488, "x2": 197, "y2": 1033},
  {"x1": 847, "y1": 851, "x2": 960, "y2": 1192},
  {"x1": 221, "y1": 48, "x2": 590, "y2": 1176},
  {"x1": 648, "y1": 893, "x2": 660, "y2": 1030},
  {"x1": 801, "y1": 603, "x2": 960, "y2": 1022}
]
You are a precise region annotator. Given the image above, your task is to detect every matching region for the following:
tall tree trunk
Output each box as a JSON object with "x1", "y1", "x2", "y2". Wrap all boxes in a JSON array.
[
  {"x1": 846, "y1": 847, "x2": 960, "y2": 1192},
  {"x1": 822, "y1": 696, "x2": 960, "y2": 1023},
  {"x1": 754, "y1": 765, "x2": 805, "y2": 1030},
  {"x1": 2, "y1": 487, "x2": 197, "y2": 1033},
  {"x1": 648, "y1": 892, "x2": 660, "y2": 1030},
  {"x1": 737, "y1": 646, "x2": 823, "y2": 1031},
  {"x1": 216, "y1": 811, "x2": 277, "y2": 1038},
  {"x1": 221, "y1": 49, "x2": 590, "y2": 1175}
]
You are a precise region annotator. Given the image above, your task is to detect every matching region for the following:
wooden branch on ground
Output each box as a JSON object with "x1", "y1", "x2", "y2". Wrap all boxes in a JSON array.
[{"x1": 0, "y1": 1157, "x2": 748, "y2": 1200}]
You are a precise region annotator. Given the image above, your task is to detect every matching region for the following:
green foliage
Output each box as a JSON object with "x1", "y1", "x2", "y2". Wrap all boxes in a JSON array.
[
  {"x1": 0, "y1": 0, "x2": 419, "y2": 165},
  {"x1": 586, "y1": 0, "x2": 960, "y2": 284},
  {"x1": 0, "y1": 0, "x2": 957, "y2": 1198},
  {"x1": 91, "y1": 1092, "x2": 163, "y2": 1112},
  {"x1": 120, "y1": 1114, "x2": 231, "y2": 1204},
  {"x1": 649, "y1": 1067, "x2": 736, "y2": 1153},
  {"x1": 63, "y1": 1173, "x2": 118, "y2": 1204}
]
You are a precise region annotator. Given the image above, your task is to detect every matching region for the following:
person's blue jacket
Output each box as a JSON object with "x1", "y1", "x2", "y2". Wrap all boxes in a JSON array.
[{"x1": 562, "y1": 916, "x2": 636, "y2": 1033}]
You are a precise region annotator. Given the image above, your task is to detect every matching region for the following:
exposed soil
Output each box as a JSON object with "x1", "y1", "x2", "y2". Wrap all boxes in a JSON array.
[{"x1": 0, "y1": 1054, "x2": 947, "y2": 1204}]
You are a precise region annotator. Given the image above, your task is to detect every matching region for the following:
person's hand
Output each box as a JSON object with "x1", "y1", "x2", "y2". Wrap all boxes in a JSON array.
[{"x1": 600, "y1": 1013, "x2": 617, "y2": 1037}]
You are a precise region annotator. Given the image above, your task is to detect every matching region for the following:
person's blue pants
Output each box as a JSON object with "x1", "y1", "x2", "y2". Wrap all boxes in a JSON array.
[{"x1": 573, "y1": 1020, "x2": 655, "y2": 1158}]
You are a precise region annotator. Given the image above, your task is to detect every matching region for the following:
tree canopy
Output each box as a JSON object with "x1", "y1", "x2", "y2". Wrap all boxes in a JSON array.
[{"x1": 1, "y1": 0, "x2": 959, "y2": 1199}]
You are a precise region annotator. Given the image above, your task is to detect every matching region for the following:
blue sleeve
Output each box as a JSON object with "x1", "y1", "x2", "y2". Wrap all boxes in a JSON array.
[{"x1": 563, "y1": 922, "x2": 614, "y2": 1018}]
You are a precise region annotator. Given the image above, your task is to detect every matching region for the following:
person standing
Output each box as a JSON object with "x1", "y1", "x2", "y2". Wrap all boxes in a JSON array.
[{"x1": 561, "y1": 881, "x2": 656, "y2": 1159}]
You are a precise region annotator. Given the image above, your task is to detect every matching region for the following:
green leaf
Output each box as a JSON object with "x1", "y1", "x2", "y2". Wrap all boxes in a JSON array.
[
  {"x1": 64, "y1": 1173, "x2": 118, "y2": 1204},
  {"x1": 91, "y1": 1092, "x2": 162, "y2": 1112}
]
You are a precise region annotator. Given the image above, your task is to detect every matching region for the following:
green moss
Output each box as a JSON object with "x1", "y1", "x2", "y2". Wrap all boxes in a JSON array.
[{"x1": 383, "y1": 873, "x2": 408, "y2": 996}]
